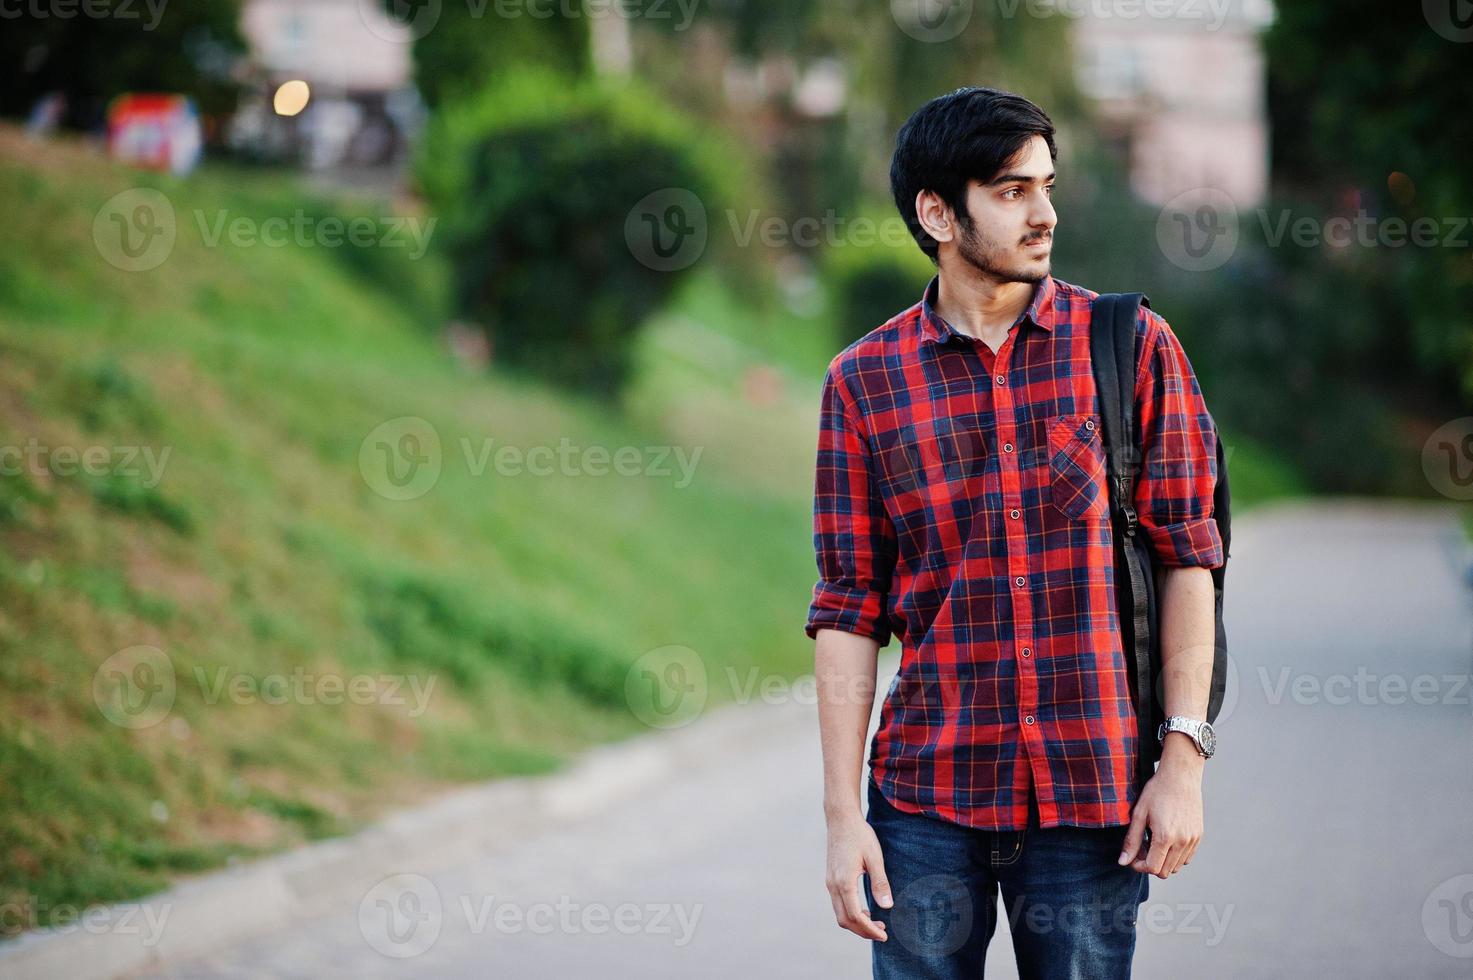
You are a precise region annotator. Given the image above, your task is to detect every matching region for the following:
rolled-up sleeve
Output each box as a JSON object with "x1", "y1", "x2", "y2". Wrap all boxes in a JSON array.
[
  {"x1": 1131, "y1": 312, "x2": 1225, "y2": 569},
  {"x1": 804, "y1": 361, "x2": 899, "y2": 644}
]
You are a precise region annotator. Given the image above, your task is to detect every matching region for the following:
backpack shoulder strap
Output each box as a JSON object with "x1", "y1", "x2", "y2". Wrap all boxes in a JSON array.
[
  {"x1": 1090, "y1": 291, "x2": 1159, "y2": 794},
  {"x1": 1089, "y1": 292, "x2": 1150, "y2": 525}
]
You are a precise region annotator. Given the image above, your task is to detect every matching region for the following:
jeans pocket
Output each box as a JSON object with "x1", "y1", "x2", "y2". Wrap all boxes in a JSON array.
[{"x1": 1047, "y1": 413, "x2": 1108, "y2": 521}]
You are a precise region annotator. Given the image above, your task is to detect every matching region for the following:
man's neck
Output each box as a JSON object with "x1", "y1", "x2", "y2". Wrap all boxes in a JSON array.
[{"x1": 934, "y1": 270, "x2": 1039, "y2": 354}]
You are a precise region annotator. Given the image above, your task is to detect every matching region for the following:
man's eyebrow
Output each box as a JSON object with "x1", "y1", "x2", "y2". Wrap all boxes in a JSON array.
[{"x1": 985, "y1": 171, "x2": 1057, "y2": 186}]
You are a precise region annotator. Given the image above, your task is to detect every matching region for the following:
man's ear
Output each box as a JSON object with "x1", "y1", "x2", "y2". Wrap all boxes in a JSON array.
[{"x1": 915, "y1": 189, "x2": 955, "y2": 246}]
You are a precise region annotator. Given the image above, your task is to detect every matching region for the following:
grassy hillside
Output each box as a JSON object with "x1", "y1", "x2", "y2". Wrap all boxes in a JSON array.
[
  {"x1": 0, "y1": 126, "x2": 1304, "y2": 933},
  {"x1": 0, "y1": 128, "x2": 823, "y2": 927}
]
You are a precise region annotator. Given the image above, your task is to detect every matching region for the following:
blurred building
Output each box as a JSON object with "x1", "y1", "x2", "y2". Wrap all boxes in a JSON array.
[
  {"x1": 233, "y1": 0, "x2": 422, "y2": 176},
  {"x1": 1071, "y1": 0, "x2": 1275, "y2": 208}
]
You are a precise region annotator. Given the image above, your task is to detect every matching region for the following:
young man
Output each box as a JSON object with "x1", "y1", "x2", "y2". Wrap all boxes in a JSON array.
[{"x1": 806, "y1": 87, "x2": 1223, "y2": 978}]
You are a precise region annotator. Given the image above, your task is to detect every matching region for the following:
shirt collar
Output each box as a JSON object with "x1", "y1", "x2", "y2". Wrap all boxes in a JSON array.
[{"x1": 918, "y1": 273, "x2": 1057, "y2": 346}]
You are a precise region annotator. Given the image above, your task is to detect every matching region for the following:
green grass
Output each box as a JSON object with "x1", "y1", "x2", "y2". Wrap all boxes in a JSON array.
[{"x1": 0, "y1": 129, "x2": 818, "y2": 930}]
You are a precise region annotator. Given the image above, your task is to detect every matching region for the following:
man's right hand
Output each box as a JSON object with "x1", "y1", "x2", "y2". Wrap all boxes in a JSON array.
[{"x1": 825, "y1": 811, "x2": 893, "y2": 941}]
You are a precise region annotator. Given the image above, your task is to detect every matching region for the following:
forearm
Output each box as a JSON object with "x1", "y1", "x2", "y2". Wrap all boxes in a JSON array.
[
  {"x1": 814, "y1": 627, "x2": 880, "y2": 822},
  {"x1": 1156, "y1": 565, "x2": 1216, "y2": 771}
]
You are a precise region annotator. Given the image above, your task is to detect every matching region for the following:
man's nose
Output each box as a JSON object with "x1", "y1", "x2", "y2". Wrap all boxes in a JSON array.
[{"x1": 1030, "y1": 196, "x2": 1057, "y2": 229}]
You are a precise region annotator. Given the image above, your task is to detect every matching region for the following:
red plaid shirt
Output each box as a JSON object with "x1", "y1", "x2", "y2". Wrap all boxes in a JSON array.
[{"x1": 805, "y1": 273, "x2": 1223, "y2": 831}]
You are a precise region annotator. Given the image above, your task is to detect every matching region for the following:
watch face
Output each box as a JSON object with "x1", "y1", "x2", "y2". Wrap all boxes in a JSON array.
[{"x1": 1199, "y1": 722, "x2": 1217, "y2": 757}]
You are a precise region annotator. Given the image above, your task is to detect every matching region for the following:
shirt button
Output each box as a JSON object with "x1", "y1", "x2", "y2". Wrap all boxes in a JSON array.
[
  {"x1": 1010, "y1": 508, "x2": 1020, "y2": 519},
  {"x1": 1024, "y1": 715, "x2": 1035, "y2": 725},
  {"x1": 995, "y1": 375, "x2": 1006, "y2": 386},
  {"x1": 1014, "y1": 576, "x2": 1026, "y2": 588},
  {"x1": 1085, "y1": 419, "x2": 1095, "y2": 431},
  {"x1": 1021, "y1": 647, "x2": 1031, "y2": 658},
  {"x1": 1003, "y1": 442, "x2": 1014, "y2": 453}
]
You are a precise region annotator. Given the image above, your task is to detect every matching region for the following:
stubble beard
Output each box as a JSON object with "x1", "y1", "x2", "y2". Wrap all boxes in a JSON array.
[{"x1": 956, "y1": 216, "x2": 1051, "y2": 286}]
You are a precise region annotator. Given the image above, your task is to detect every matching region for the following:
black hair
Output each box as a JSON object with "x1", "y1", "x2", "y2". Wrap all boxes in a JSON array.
[{"x1": 889, "y1": 87, "x2": 1058, "y2": 263}]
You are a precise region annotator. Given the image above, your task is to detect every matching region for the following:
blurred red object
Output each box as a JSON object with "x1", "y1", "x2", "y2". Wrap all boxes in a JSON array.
[
  {"x1": 741, "y1": 364, "x2": 784, "y2": 408},
  {"x1": 107, "y1": 94, "x2": 202, "y2": 176}
]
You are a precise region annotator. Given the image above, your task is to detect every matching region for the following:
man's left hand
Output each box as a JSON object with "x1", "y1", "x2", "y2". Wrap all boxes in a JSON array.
[{"x1": 1117, "y1": 735, "x2": 1204, "y2": 878}]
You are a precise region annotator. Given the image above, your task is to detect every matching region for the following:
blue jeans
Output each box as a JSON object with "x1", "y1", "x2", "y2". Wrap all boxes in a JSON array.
[{"x1": 863, "y1": 778, "x2": 1150, "y2": 979}]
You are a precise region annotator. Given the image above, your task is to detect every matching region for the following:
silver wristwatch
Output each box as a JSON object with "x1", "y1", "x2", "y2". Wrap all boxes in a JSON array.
[{"x1": 1157, "y1": 715, "x2": 1216, "y2": 758}]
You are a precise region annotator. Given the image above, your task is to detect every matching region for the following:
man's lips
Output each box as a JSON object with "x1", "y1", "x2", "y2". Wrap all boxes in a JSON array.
[{"x1": 1024, "y1": 238, "x2": 1051, "y2": 250}]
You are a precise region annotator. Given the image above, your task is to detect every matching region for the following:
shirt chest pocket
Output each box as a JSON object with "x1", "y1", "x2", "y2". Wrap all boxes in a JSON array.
[{"x1": 1046, "y1": 414, "x2": 1108, "y2": 521}]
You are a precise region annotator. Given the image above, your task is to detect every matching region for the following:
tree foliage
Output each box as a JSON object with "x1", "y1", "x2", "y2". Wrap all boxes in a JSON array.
[
  {"x1": 1265, "y1": 0, "x2": 1473, "y2": 399},
  {"x1": 0, "y1": 0, "x2": 244, "y2": 129}
]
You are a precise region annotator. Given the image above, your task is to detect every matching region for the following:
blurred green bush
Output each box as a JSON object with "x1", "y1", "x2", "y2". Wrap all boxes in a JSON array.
[
  {"x1": 822, "y1": 205, "x2": 935, "y2": 349},
  {"x1": 418, "y1": 69, "x2": 743, "y2": 401}
]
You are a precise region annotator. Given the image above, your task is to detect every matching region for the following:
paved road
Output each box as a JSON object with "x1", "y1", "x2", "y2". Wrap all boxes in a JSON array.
[{"x1": 140, "y1": 500, "x2": 1473, "y2": 978}]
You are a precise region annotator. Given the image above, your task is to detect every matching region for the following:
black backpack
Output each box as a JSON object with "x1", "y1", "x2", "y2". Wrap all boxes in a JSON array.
[{"x1": 1089, "y1": 294, "x2": 1231, "y2": 795}]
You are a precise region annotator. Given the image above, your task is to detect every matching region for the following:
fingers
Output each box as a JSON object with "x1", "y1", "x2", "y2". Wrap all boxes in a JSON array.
[
  {"x1": 868, "y1": 852, "x2": 894, "y2": 911},
  {"x1": 1132, "y1": 828, "x2": 1201, "y2": 878},
  {"x1": 1166, "y1": 834, "x2": 1200, "y2": 875},
  {"x1": 1133, "y1": 832, "x2": 1174, "y2": 878},
  {"x1": 1117, "y1": 805, "x2": 1149, "y2": 867},
  {"x1": 838, "y1": 871, "x2": 888, "y2": 941},
  {"x1": 826, "y1": 823, "x2": 893, "y2": 942}
]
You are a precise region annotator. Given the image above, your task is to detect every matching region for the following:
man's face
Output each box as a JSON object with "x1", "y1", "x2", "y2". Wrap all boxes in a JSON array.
[{"x1": 952, "y1": 134, "x2": 1057, "y2": 284}]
